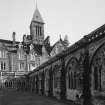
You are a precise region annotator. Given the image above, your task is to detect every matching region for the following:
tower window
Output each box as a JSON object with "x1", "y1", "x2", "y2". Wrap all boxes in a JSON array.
[
  {"x1": 36, "y1": 25, "x2": 38, "y2": 35},
  {"x1": 40, "y1": 27, "x2": 42, "y2": 36},
  {"x1": 38, "y1": 26, "x2": 40, "y2": 35},
  {"x1": 1, "y1": 62, "x2": 3, "y2": 70},
  {"x1": 36, "y1": 16, "x2": 38, "y2": 18},
  {"x1": 4, "y1": 62, "x2": 6, "y2": 70}
]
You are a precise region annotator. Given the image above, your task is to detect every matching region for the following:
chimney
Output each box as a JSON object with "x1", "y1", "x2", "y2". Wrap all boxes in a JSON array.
[{"x1": 12, "y1": 32, "x2": 16, "y2": 45}]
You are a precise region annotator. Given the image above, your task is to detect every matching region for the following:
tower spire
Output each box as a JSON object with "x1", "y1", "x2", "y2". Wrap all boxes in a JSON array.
[
  {"x1": 30, "y1": 0, "x2": 45, "y2": 45},
  {"x1": 59, "y1": 34, "x2": 62, "y2": 41}
]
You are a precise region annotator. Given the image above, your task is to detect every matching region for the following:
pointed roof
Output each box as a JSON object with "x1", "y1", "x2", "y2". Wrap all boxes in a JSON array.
[{"x1": 32, "y1": 8, "x2": 44, "y2": 23}]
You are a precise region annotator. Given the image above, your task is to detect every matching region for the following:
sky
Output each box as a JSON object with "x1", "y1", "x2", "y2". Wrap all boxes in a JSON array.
[{"x1": 0, "y1": 0, "x2": 105, "y2": 45}]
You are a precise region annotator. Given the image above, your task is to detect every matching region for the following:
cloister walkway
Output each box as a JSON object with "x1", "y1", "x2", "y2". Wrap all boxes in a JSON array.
[{"x1": 0, "y1": 88, "x2": 78, "y2": 105}]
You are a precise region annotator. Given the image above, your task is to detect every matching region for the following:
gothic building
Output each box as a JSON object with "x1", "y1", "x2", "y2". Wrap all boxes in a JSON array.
[
  {"x1": 21, "y1": 7, "x2": 69, "y2": 70},
  {"x1": 0, "y1": 7, "x2": 69, "y2": 84},
  {"x1": 7, "y1": 23, "x2": 105, "y2": 105}
]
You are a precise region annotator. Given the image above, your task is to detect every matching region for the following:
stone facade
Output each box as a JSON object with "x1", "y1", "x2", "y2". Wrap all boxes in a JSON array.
[
  {"x1": 6, "y1": 24, "x2": 105, "y2": 105},
  {"x1": 0, "y1": 7, "x2": 68, "y2": 84}
]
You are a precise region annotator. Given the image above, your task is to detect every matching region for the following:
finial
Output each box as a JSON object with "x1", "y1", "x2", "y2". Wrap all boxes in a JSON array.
[
  {"x1": 59, "y1": 34, "x2": 62, "y2": 41},
  {"x1": 36, "y1": 0, "x2": 37, "y2": 9},
  {"x1": 34, "y1": 0, "x2": 37, "y2": 9}
]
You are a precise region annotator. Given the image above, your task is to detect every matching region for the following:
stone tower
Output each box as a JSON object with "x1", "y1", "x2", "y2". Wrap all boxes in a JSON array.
[{"x1": 30, "y1": 7, "x2": 44, "y2": 45}]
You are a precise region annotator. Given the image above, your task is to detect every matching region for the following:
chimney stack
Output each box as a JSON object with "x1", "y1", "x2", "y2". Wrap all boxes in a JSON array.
[{"x1": 12, "y1": 32, "x2": 16, "y2": 45}]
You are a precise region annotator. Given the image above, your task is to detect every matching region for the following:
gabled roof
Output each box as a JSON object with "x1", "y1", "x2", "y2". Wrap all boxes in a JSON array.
[
  {"x1": 51, "y1": 38, "x2": 68, "y2": 50},
  {"x1": 43, "y1": 36, "x2": 52, "y2": 55},
  {"x1": 32, "y1": 8, "x2": 44, "y2": 23}
]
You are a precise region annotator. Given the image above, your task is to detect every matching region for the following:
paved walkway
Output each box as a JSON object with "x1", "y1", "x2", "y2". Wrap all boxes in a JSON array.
[{"x1": 0, "y1": 88, "x2": 77, "y2": 105}]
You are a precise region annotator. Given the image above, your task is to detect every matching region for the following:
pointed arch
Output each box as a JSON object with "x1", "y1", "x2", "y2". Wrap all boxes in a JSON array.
[
  {"x1": 66, "y1": 57, "x2": 80, "y2": 90},
  {"x1": 90, "y1": 42, "x2": 105, "y2": 91}
]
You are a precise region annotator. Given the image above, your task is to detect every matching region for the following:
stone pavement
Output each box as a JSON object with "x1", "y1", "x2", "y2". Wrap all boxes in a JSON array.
[{"x1": 0, "y1": 88, "x2": 78, "y2": 105}]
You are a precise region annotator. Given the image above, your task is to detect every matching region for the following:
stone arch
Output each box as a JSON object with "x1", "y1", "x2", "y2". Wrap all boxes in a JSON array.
[
  {"x1": 52, "y1": 64, "x2": 60, "y2": 97},
  {"x1": 66, "y1": 57, "x2": 80, "y2": 89},
  {"x1": 65, "y1": 57, "x2": 82, "y2": 101},
  {"x1": 90, "y1": 42, "x2": 105, "y2": 92},
  {"x1": 53, "y1": 65, "x2": 59, "y2": 88}
]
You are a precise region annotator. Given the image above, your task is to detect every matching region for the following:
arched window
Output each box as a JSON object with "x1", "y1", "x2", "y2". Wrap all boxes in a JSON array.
[
  {"x1": 66, "y1": 57, "x2": 80, "y2": 90},
  {"x1": 67, "y1": 66, "x2": 71, "y2": 89},
  {"x1": 70, "y1": 72, "x2": 73, "y2": 89},
  {"x1": 73, "y1": 72, "x2": 76, "y2": 89},
  {"x1": 67, "y1": 72, "x2": 70, "y2": 89},
  {"x1": 91, "y1": 44, "x2": 105, "y2": 91}
]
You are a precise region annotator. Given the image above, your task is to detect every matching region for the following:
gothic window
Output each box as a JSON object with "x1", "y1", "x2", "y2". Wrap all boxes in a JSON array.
[
  {"x1": 68, "y1": 73, "x2": 71, "y2": 89},
  {"x1": 73, "y1": 72, "x2": 76, "y2": 89},
  {"x1": 71, "y1": 72, "x2": 73, "y2": 89},
  {"x1": 39, "y1": 75, "x2": 42, "y2": 90},
  {"x1": 40, "y1": 27, "x2": 42, "y2": 36},
  {"x1": 67, "y1": 66, "x2": 71, "y2": 89},
  {"x1": 3, "y1": 51, "x2": 5, "y2": 58},
  {"x1": 20, "y1": 63, "x2": 24, "y2": 71},
  {"x1": 94, "y1": 67, "x2": 98, "y2": 90},
  {"x1": 4, "y1": 62, "x2": 6, "y2": 70},
  {"x1": 66, "y1": 57, "x2": 80, "y2": 90},
  {"x1": 37, "y1": 26, "x2": 38, "y2": 35},
  {"x1": 91, "y1": 44, "x2": 105, "y2": 91},
  {"x1": 36, "y1": 25, "x2": 38, "y2": 35},
  {"x1": 45, "y1": 70, "x2": 49, "y2": 91},
  {"x1": 20, "y1": 63, "x2": 21, "y2": 70},
  {"x1": 38, "y1": 26, "x2": 40, "y2": 35},
  {"x1": 54, "y1": 74, "x2": 58, "y2": 88},
  {"x1": 19, "y1": 53, "x2": 21, "y2": 59},
  {"x1": 1, "y1": 62, "x2": 3, "y2": 70},
  {"x1": 53, "y1": 66, "x2": 59, "y2": 88}
]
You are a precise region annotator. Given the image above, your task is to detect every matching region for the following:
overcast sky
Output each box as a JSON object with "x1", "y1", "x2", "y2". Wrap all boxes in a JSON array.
[{"x1": 0, "y1": 0, "x2": 105, "y2": 45}]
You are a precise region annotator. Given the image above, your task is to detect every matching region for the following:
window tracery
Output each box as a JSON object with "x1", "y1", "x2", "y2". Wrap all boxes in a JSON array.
[
  {"x1": 53, "y1": 65, "x2": 60, "y2": 89},
  {"x1": 66, "y1": 57, "x2": 81, "y2": 90},
  {"x1": 92, "y1": 44, "x2": 105, "y2": 91}
]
